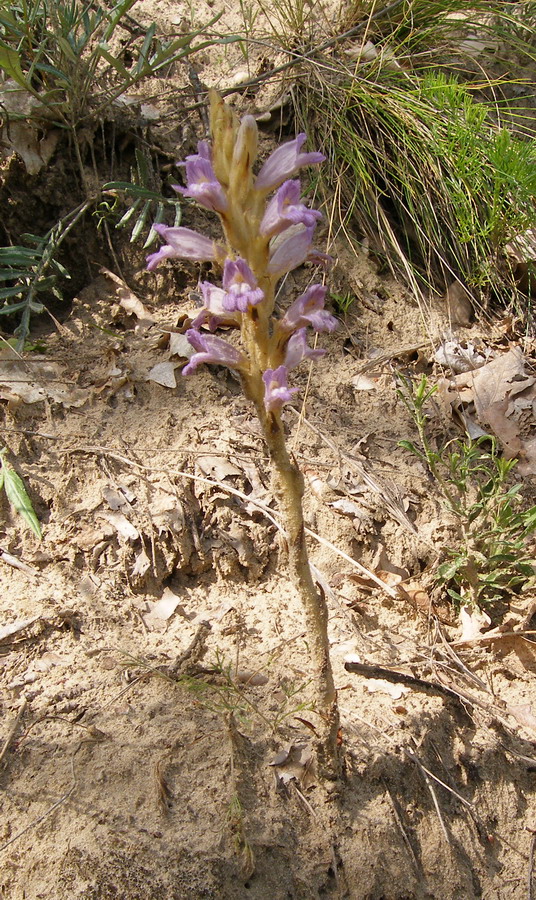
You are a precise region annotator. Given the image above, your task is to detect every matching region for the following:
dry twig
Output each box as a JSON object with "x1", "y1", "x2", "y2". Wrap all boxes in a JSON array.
[{"x1": 0, "y1": 700, "x2": 27, "y2": 769}]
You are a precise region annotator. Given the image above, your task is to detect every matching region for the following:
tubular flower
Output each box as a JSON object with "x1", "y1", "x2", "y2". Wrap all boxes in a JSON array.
[
  {"x1": 183, "y1": 329, "x2": 246, "y2": 375},
  {"x1": 283, "y1": 327, "x2": 326, "y2": 369},
  {"x1": 190, "y1": 282, "x2": 240, "y2": 331},
  {"x1": 174, "y1": 141, "x2": 227, "y2": 212},
  {"x1": 267, "y1": 225, "x2": 316, "y2": 277},
  {"x1": 280, "y1": 284, "x2": 338, "y2": 333},
  {"x1": 221, "y1": 258, "x2": 264, "y2": 312},
  {"x1": 255, "y1": 134, "x2": 325, "y2": 192},
  {"x1": 262, "y1": 365, "x2": 299, "y2": 413},
  {"x1": 260, "y1": 180, "x2": 322, "y2": 238},
  {"x1": 146, "y1": 226, "x2": 224, "y2": 271},
  {"x1": 174, "y1": 154, "x2": 228, "y2": 213}
]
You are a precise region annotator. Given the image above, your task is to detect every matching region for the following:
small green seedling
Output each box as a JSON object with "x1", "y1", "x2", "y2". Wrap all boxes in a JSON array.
[{"x1": 330, "y1": 291, "x2": 355, "y2": 316}]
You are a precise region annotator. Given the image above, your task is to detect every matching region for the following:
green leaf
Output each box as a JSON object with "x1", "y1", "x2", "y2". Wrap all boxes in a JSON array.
[
  {"x1": 102, "y1": 0, "x2": 139, "y2": 41},
  {"x1": 116, "y1": 201, "x2": 142, "y2": 228},
  {"x1": 0, "y1": 248, "x2": 41, "y2": 264},
  {"x1": 438, "y1": 555, "x2": 466, "y2": 581},
  {"x1": 143, "y1": 201, "x2": 164, "y2": 249},
  {"x1": 103, "y1": 182, "x2": 165, "y2": 201},
  {"x1": 56, "y1": 34, "x2": 78, "y2": 63},
  {"x1": 130, "y1": 199, "x2": 151, "y2": 242},
  {"x1": 134, "y1": 23, "x2": 157, "y2": 76},
  {"x1": 98, "y1": 43, "x2": 129, "y2": 79},
  {"x1": 446, "y1": 587, "x2": 465, "y2": 604},
  {"x1": 0, "y1": 286, "x2": 25, "y2": 300},
  {"x1": 0, "y1": 269, "x2": 32, "y2": 282},
  {"x1": 0, "y1": 299, "x2": 44, "y2": 316},
  {"x1": 0, "y1": 41, "x2": 31, "y2": 90},
  {"x1": 1, "y1": 456, "x2": 42, "y2": 539}
]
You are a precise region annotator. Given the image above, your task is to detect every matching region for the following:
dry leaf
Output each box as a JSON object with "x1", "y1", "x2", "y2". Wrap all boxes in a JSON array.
[
  {"x1": 150, "y1": 492, "x2": 185, "y2": 535},
  {"x1": 363, "y1": 678, "x2": 410, "y2": 700},
  {"x1": 305, "y1": 469, "x2": 334, "y2": 500},
  {"x1": 149, "y1": 588, "x2": 185, "y2": 620},
  {"x1": 0, "y1": 350, "x2": 89, "y2": 408},
  {"x1": 434, "y1": 340, "x2": 489, "y2": 374},
  {"x1": 235, "y1": 670, "x2": 269, "y2": 686},
  {"x1": 196, "y1": 456, "x2": 242, "y2": 480},
  {"x1": 98, "y1": 511, "x2": 139, "y2": 542},
  {"x1": 507, "y1": 704, "x2": 536, "y2": 733},
  {"x1": 331, "y1": 497, "x2": 365, "y2": 517},
  {"x1": 351, "y1": 374, "x2": 377, "y2": 391},
  {"x1": 100, "y1": 268, "x2": 155, "y2": 323},
  {"x1": 131, "y1": 548, "x2": 151, "y2": 577},
  {"x1": 269, "y1": 741, "x2": 315, "y2": 787},
  {"x1": 449, "y1": 347, "x2": 536, "y2": 474},
  {"x1": 0, "y1": 617, "x2": 40, "y2": 642},
  {"x1": 444, "y1": 280, "x2": 474, "y2": 325},
  {"x1": 169, "y1": 332, "x2": 195, "y2": 359},
  {"x1": 0, "y1": 80, "x2": 59, "y2": 174},
  {"x1": 459, "y1": 605, "x2": 491, "y2": 642},
  {"x1": 34, "y1": 651, "x2": 65, "y2": 672},
  {"x1": 102, "y1": 485, "x2": 130, "y2": 511},
  {"x1": 147, "y1": 362, "x2": 179, "y2": 388}
]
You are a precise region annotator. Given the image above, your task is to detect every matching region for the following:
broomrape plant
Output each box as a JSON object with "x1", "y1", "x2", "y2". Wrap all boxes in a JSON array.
[{"x1": 147, "y1": 92, "x2": 340, "y2": 775}]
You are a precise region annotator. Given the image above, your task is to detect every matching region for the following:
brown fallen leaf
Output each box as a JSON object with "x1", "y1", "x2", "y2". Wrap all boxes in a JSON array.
[
  {"x1": 234, "y1": 670, "x2": 269, "y2": 686},
  {"x1": 146, "y1": 361, "x2": 179, "y2": 388},
  {"x1": 269, "y1": 741, "x2": 315, "y2": 787},
  {"x1": 100, "y1": 268, "x2": 155, "y2": 324},
  {"x1": 507, "y1": 703, "x2": 536, "y2": 733},
  {"x1": 0, "y1": 80, "x2": 59, "y2": 174},
  {"x1": 448, "y1": 347, "x2": 536, "y2": 474},
  {"x1": 196, "y1": 456, "x2": 243, "y2": 480},
  {"x1": 145, "y1": 587, "x2": 190, "y2": 631}
]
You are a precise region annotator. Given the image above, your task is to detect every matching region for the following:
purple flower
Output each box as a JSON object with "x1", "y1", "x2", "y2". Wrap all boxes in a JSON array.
[
  {"x1": 182, "y1": 329, "x2": 246, "y2": 375},
  {"x1": 255, "y1": 134, "x2": 325, "y2": 192},
  {"x1": 262, "y1": 365, "x2": 299, "y2": 412},
  {"x1": 221, "y1": 258, "x2": 264, "y2": 312},
  {"x1": 190, "y1": 282, "x2": 240, "y2": 331},
  {"x1": 147, "y1": 226, "x2": 224, "y2": 271},
  {"x1": 174, "y1": 142, "x2": 227, "y2": 213},
  {"x1": 280, "y1": 284, "x2": 338, "y2": 333},
  {"x1": 267, "y1": 225, "x2": 315, "y2": 277},
  {"x1": 186, "y1": 141, "x2": 211, "y2": 162},
  {"x1": 260, "y1": 180, "x2": 322, "y2": 238},
  {"x1": 283, "y1": 327, "x2": 326, "y2": 369}
]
